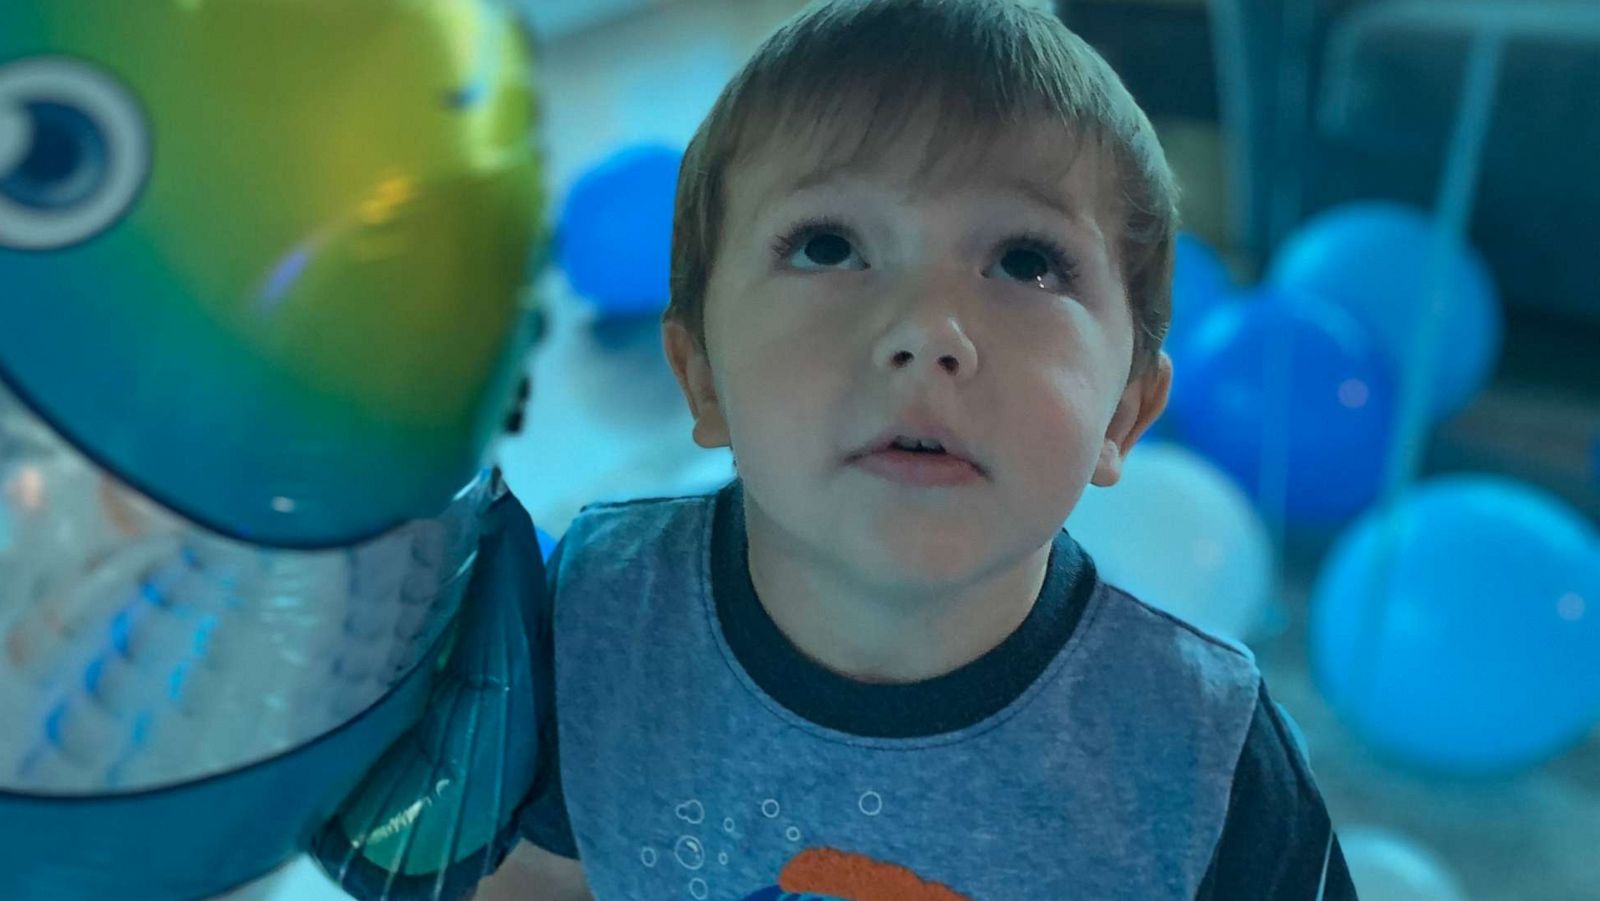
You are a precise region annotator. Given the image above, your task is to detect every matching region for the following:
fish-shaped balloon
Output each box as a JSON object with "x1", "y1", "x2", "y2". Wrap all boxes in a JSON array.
[{"x1": 0, "y1": 2, "x2": 549, "y2": 898}]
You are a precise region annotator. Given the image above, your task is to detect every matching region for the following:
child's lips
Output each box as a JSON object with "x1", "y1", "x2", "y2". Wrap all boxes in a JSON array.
[
  {"x1": 850, "y1": 448, "x2": 984, "y2": 486},
  {"x1": 846, "y1": 420, "x2": 987, "y2": 475}
]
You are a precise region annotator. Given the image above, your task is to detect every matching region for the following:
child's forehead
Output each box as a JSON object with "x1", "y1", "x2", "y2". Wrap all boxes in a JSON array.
[{"x1": 727, "y1": 114, "x2": 1114, "y2": 219}]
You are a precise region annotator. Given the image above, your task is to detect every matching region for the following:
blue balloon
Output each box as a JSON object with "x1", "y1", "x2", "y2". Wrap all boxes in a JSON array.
[
  {"x1": 1310, "y1": 476, "x2": 1600, "y2": 774},
  {"x1": 740, "y1": 889, "x2": 842, "y2": 901},
  {"x1": 1167, "y1": 288, "x2": 1398, "y2": 525},
  {"x1": 558, "y1": 144, "x2": 681, "y2": 316},
  {"x1": 1268, "y1": 201, "x2": 1501, "y2": 420},
  {"x1": 534, "y1": 524, "x2": 558, "y2": 562},
  {"x1": 1169, "y1": 233, "x2": 1232, "y2": 354},
  {"x1": 1592, "y1": 432, "x2": 1600, "y2": 488},
  {"x1": 1161, "y1": 236, "x2": 1235, "y2": 445}
]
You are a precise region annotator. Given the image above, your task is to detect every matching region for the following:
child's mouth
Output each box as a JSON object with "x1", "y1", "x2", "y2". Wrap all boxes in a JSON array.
[
  {"x1": 852, "y1": 447, "x2": 983, "y2": 487},
  {"x1": 844, "y1": 422, "x2": 988, "y2": 483}
]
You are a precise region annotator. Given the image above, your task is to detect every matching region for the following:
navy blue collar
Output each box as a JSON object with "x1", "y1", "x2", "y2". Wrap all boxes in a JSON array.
[{"x1": 711, "y1": 480, "x2": 1096, "y2": 738}]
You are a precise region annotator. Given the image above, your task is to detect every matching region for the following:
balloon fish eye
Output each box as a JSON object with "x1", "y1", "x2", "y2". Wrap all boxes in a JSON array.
[{"x1": 0, "y1": 56, "x2": 150, "y2": 251}]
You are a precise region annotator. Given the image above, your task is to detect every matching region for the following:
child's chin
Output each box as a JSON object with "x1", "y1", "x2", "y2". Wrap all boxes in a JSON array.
[{"x1": 854, "y1": 531, "x2": 992, "y2": 589}]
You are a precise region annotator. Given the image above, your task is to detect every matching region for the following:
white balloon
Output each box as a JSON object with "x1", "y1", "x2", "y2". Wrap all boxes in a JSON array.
[
  {"x1": 1067, "y1": 442, "x2": 1273, "y2": 643},
  {"x1": 1340, "y1": 827, "x2": 1469, "y2": 901},
  {"x1": 218, "y1": 856, "x2": 347, "y2": 901}
]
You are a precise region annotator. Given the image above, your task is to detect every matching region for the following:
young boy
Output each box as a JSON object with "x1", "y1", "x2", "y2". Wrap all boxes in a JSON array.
[{"x1": 485, "y1": 0, "x2": 1357, "y2": 897}]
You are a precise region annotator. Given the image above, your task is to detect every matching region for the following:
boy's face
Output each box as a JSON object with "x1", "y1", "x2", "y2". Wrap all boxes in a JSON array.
[{"x1": 666, "y1": 122, "x2": 1170, "y2": 590}]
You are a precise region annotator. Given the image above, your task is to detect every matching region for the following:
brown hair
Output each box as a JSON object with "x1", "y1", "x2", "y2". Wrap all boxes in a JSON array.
[{"x1": 664, "y1": 0, "x2": 1179, "y2": 376}]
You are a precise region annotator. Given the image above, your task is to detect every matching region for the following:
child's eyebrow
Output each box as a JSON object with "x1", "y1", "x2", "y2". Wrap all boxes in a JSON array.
[
  {"x1": 997, "y1": 175, "x2": 1089, "y2": 225},
  {"x1": 779, "y1": 161, "x2": 865, "y2": 197},
  {"x1": 770, "y1": 165, "x2": 1091, "y2": 226}
]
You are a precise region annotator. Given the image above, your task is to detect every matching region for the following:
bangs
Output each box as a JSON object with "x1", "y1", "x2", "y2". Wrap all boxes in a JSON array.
[
  {"x1": 731, "y1": 82, "x2": 1101, "y2": 200},
  {"x1": 718, "y1": 1, "x2": 1114, "y2": 191}
]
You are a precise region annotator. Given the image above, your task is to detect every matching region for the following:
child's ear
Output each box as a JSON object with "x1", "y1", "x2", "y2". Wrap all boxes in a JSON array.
[
  {"x1": 663, "y1": 319, "x2": 731, "y2": 450},
  {"x1": 1091, "y1": 350, "x2": 1172, "y2": 487}
]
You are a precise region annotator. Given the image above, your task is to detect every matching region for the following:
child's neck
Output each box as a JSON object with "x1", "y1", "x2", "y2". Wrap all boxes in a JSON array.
[{"x1": 745, "y1": 503, "x2": 1051, "y2": 685}]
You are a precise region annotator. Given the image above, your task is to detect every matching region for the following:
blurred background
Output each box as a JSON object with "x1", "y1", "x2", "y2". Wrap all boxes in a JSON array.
[{"x1": 264, "y1": 0, "x2": 1599, "y2": 898}]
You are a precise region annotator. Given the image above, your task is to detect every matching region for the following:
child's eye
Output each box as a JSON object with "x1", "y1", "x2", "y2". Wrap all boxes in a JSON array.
[
  {"x1": 773, "y1": 219, "x2": 866, "y2": 272},
  {"x1": 987, "y1": 235, "x2": 1078, "y2": 294},
  {"x1": 798, "y1": 233, "x2": 854, "y2": 267},
  {"x1": 999, "y1": 248, "x2": 1050, "y2": 282}
]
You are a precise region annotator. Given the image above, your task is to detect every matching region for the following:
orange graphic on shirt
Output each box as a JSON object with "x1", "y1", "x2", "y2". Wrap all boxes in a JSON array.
[{"x1": 778, "y1": 847, "x2": 974, "y2": 901}]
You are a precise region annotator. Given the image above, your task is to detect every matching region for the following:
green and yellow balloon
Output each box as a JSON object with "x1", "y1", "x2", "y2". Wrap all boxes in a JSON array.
[{"x1": 0, "y1": 0, "x2": 546, "y2": 546}]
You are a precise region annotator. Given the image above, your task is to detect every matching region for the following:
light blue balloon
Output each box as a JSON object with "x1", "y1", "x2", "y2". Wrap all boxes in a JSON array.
[
  {"x1": 558, "y1": 143, "x2": 681, "y2": 316},
  {"x1": 1269, "y1": 201, "x2": 1502, "y2": 420},
  {"x1": 1310, "y1": 475, "x2": 1600, "y2": 774}
]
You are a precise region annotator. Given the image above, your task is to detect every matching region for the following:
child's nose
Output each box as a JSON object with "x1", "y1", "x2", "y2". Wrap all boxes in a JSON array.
[{"x1": 871, "y1": 310, "x2": 979, "y2": 381}]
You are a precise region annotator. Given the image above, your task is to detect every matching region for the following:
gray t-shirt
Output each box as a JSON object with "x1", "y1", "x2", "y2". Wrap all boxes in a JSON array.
[{"x1": 514, "y1": 480, "x2": 1345, "y2": 900}]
